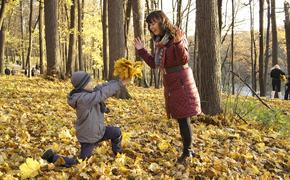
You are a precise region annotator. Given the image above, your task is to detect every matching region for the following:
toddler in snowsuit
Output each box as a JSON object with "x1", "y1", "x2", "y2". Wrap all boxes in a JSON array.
[{"x1": 42, "y1": 71, "x2": 129, "y2": 167}]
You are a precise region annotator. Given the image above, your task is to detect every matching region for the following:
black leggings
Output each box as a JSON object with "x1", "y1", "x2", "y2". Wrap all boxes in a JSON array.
[
  {"x1": 272, "y1": 79, "x2": 281, "y2": 92},
  {"x1": 285, "y1": 87, "x2": 290, "y2": 100},
  {"x1": 177, "y1": 117, "x2": 192, "y2": 154}
]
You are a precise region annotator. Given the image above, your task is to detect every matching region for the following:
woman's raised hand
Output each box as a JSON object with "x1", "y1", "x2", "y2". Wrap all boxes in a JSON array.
[
  {"x1": 134, "y1": 37, "x2": 144, "y2": 50},
  {"x1": 174, "y1": 29, "x2": 185, "y2": 43}
]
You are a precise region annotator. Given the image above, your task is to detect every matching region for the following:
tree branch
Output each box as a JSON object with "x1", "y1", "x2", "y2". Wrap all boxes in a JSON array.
[{"x1": 230, "y1": 71, "x2": 274, "y2": 111}]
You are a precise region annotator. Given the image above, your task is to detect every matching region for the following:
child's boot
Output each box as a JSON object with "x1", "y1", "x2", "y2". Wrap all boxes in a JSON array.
[
  {"x1": 41, "y1": 149, "x2": 56, "y2": 163},
  {"x1": 112, "y1": 135, "x2": 123, "y2": 155}
]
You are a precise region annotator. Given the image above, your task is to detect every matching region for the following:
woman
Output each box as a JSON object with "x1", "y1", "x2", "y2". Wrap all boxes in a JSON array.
[
  {"x1": 270, "y1": 64, "x2": 285, "y2": 99},
  {"x1": 134, "y1": 10, "x2": 201, "y2": 163}
]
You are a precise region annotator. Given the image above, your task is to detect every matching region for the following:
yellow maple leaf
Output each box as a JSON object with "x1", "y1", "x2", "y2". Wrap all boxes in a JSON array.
[
  {"x1": 122, "y1": 132, "x2": 131, "y2": 147},
  {"x1": 148, "y1": 163, "x2": 160, "y2": 173},
  {"x1": 50, "y1": 142, "x2": 59, "y2": 152},
  {"x1": 255, "y1": 143, "x2": 266, "y2": 153},
  {"x1": 3, "y1": 174, "x2": 17, "y2": 180},
  {"x1": 19, "y1": 158, "x2": 41, "y2": 179},
  {"x1": 58, "y1": 128, "x2": 72, "y2": 142},
  {"x1": 158, "y1": 140, "x2": 170, "y2": 152},
  {"x1": 115, "y1": 153, "x2": 127, "y2": 166}
]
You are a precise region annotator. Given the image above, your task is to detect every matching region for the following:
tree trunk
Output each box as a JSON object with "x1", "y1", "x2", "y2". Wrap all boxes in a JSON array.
[
  {"x1": 285, "y1": 2, "x2": 290, "y2": 75},
  {"x1": 0, "y1": 27, "x2": 5, "y2": 74},
  {"x1": 218, "y1": 0, "x2": 222, "y2": 32},
  {"x1": 196, "y1": 0, "x2": 222, "y2": 115},
  {"x1": 26, "y1": 0, "x2": 33, "y2": 77},
  {"x1": 124, "y1": 0, "x2": 132, "y2": 59},
  {"x1": 0, "y1": 0, "x2": 6, "y2": 28},
  {"x1": 39, "y1": 0, "x2": 45, "y2": 74},
  {"x1": 193, "y1": 29, "x2": 199, "y2": 89},
  {"x1": 108, "y1": 0, "x2": 130, "y2": 99},
  {"x1": 264, "y1": 0, "x2": 270, "y2": 95},
  {"x1": 20, "y1": 1, "x2": 25, "y2": 69},
  {"x1": 271, "y1": 0, "x2": 278, "y2": 66},
  {"x1": 259, "y1": 0, "x2": 265, "y2": 96},
  {"x1": 185, "y1": 0, "x2": 192, "y2": 36},
  {"x1": 44, "y1": 0, "x2": 60, "y2": 76},
  {"x1": 132, "y1": 0, "x2": 148, "y2": 87},
  {"x1": 0, "y1": 0, "x2": 6, "y2": 74},
  {"x1": 172, "y1": 0, "x2": 176, "y2": 25},
  {"x1": 66, "y1": 0, "x2": 77, "y2": 76},
  {"x1": 176, "y1": 0, "x2": 182, "y2": 27},
  {"x1": 250, "y1": 0, "x2": 257, "y2": 93},
  {"x1": 102, "y1": 0, "x2": 109, "y2": 80},
  {"x1": 231, "y1": 0, "x2": 235, "y2": 94},
  {"x1": 78, "y1": 0, "x2": 84, "y2": 71}
]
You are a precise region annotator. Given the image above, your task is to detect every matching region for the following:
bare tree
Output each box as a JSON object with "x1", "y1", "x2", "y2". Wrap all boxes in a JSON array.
[
  {"x1": 132, "y1": 0, "x2": 149, "y2": 87},
  {"x1": 176, "y1": 0, "x2": 182, "y2": 27},
  {"x1": 108, "y1": 0, "x2": 130, "y2": 98},
  {"x1": 124, "y1": 0, "x2": 132, "y2": 59},
  {"x1": 0, "y1": 0, "x2": 6, "y2": 27},
  {"x1": 108, "y1": 0, "x2": 125, "y2": 79},
  {"x1": 196, "y1": 0, "x2": 222, "y2": 115},
  {"x1": 231, "y1": 0, "x2": 235, "y2": 94},
  {"x1": 271, "y1": 0, "x2": 278, "y2": 66},
  {"x1": 78, "y1": 0, "x2": 84, "y2": 71},
  {"x1": 185, "y1": 0, "x2": 192, "y2": 36},
  {"x1": 20, "y1": 1, "x2": 25, "y2": 70},
  {"x1": 259, "y1": 0, "x2": 265, "y2": 96},
  {"x1": 44, "y1": 0, "x2": 60, "y2": 76},
  {"x1": 0, "y1": 0, "x2": 7, "y2": 74},
  {"x1": 250, "y1": 0, "x2": 257, "y2": 93},
  {"x1": 218, "y1": 0, "x2": 222, "y2": 32},
  {"x1": 66, "y1": 0, "x2": 77, "y2": 76},
  {"x1": 39, "y1": 0, "x2": 45, "y2": 74},
  {"x1": 102, "y1": 0, "x2": 109, "y2": 80},
  {"x1": 285, "y1": 2, "x2": 290, "y2": 75},
  {"x1": 26, "y1": 0, "x2": 34, "y2": 77},
  {"x1": 264, "y1": 0, "x2": 271, "y2": 94}
]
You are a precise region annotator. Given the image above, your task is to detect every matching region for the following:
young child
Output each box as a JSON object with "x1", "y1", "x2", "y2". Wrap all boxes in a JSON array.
[
  {"x1": 285, "y1": 76, "x2": 290, "y2": 100},
  {"x1": 42, "y1": 71, "x2": 130, "y2": 167}
]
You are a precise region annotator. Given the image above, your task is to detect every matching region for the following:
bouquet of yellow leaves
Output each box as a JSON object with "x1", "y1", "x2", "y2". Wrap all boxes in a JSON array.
[
  {"x1": 281, "y1": 74, "x2": 287, "y2": 82},
  {"x1": 113, "y1": 58, "x2": 143, "y2": 80}
]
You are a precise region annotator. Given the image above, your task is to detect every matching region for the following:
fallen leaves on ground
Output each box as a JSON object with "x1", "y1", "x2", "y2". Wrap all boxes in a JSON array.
[{"x1": 0, "y1": 75, "x2": 289, "y2": 179}]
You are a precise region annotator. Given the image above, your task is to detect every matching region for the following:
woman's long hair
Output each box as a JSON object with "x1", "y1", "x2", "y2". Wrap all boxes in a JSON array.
[{"x1": 145, "y1": 10, "x2": 178, "y2": 40}]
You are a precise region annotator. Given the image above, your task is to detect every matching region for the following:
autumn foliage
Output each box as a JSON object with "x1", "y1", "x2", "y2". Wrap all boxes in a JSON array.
[{"x1": 0, "y1": 76, "x2": 289, "y2": 179}]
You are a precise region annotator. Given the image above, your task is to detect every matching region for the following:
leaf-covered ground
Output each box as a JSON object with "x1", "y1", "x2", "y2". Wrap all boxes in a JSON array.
[{"x1": 0, "y1": 76, "x2": 289, "y2": 179}]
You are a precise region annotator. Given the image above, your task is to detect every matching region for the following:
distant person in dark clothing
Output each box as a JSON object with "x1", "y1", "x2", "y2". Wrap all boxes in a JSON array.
[
  {"x1": 4, "y1": 67, "x2": 10, "y2": 75},
  {"x1": 24, "y1": 68, "x2": 28, "y2": 76},
  {"x1": 31, "y1": 67, "x2": 35, "y2": 76},
  {"x1": 11, "y1": 68, "x2": 16, "y2": 75},
  {"x1": 270, "y1": 64, "x2": 285, "y2": 99},
  {"x1": 285, "y1": 76, "x2": 290, "y2": 100}
]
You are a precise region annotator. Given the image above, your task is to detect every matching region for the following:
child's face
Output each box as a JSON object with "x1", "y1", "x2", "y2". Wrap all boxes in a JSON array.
[{"x1": 83, "y1": 80, "x2": 94, "y2": 92}]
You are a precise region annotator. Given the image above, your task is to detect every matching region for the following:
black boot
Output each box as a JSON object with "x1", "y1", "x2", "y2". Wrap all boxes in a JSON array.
[
  {"x1": 177, "y1": 150, "x2": 196, "y2": 163},
  {"x1": 41, "y1": 149, "x2": 55, "y2": 163},
  {"x1": 112, "y1": 135, "x2": 123, "y2": 155}
]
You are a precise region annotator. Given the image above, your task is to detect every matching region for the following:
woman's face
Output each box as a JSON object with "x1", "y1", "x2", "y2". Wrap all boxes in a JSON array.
[{"x1": 149, "y1": 20, "x2": 162, "y2": 36}]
